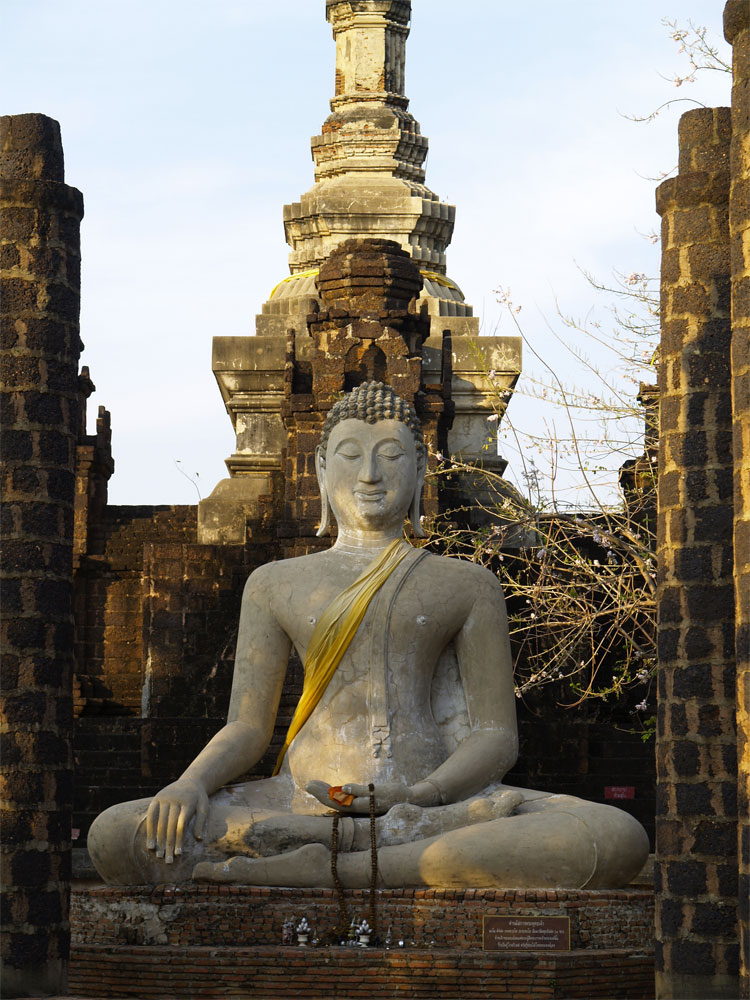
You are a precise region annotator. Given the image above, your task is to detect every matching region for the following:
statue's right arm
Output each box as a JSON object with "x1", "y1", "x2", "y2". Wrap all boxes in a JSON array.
[{"x1": 145, "y1": 563, "x2": 292, "y2": 862}]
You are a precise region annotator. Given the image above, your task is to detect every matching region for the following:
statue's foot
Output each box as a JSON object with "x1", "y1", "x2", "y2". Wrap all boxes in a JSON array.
[{"x1": 192, "y1": 843, "x2": 333, "y2": 888}]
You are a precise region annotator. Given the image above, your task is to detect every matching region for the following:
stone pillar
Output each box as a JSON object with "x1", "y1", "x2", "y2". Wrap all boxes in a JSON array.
[
  {"x1": 724, "y1": 2, "x2": 750, "y2": 994},
  {"x1": 0, "y1": 114, "x2": 83, "y2": 996},
  {"x1": 655, "y1": 108, "x2": 738, "y2": 1000}
]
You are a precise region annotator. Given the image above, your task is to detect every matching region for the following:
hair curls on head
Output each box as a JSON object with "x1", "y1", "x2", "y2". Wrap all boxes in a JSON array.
[{"x1": 320, "y1": 381, "x2": 423, "y2": 453}]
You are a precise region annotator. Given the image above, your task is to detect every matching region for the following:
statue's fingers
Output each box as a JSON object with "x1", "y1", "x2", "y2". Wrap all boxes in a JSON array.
[
  {"x1": 145, "y1": 798, "x2": 159, "y2": 850},
  {"x1": 174, "y1": 805, "x2": 189, "y2": 856},
  {"x1": 194, "y1": 797, "x2": 208, "y2": 842},
  {"x1": 165, "y1": 803, "x2": 179, "y2": 863},
  {"x1": 156, "y1": 799, "x2": 170, "y2": 858},
  {"x1": 342, "y1": 783, "x2": 370, "y2": 798},
  {"x1": 305, "y1": 780, "x2": 331, "y2": 806}
]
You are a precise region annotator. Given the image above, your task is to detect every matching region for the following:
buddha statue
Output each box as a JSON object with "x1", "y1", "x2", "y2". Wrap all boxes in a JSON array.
[{"x1": 88, "y1": 381, "x2": 649, "y2": 889}]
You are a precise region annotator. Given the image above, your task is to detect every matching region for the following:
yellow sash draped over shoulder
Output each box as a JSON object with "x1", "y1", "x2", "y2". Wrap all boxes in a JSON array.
[{"x1": 272, "y1": 538, "x2": 411, "y2": 776}]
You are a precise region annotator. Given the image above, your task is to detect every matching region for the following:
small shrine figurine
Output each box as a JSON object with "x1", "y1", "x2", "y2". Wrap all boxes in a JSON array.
[
  {"x1": 357, "y1": 920, "x2": 372, "y2": 946},
  {"x1": 296, "y1": 917, "x2": 311, "y2": 946},
  {"x1": 282, "y1": 917, "x2": 296, "y2": 946}
]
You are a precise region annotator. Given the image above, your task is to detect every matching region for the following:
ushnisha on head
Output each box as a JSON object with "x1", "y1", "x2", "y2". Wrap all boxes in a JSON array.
[{"x1": 316, "y1": 381, "x2": 426, "y2": 538}]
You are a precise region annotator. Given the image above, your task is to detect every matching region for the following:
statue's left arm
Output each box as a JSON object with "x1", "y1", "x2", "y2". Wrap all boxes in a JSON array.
[{"x1": 408, "y1": 564, "x2": 518, "y2": 806}]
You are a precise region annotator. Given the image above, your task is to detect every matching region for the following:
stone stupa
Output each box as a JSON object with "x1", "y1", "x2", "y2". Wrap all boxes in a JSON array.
[{"x1": 199, "y1": 0, "x2": 521, "y2": 544}]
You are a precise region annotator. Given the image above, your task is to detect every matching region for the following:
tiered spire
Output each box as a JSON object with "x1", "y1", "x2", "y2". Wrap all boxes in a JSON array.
[{"x1": 276, "y1": 0, "x2": 470, "y2": 318}]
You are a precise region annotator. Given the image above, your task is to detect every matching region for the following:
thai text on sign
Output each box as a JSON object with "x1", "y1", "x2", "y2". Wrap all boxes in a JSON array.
[{"x1": 483, "y1": 915, "x2": 570, "y2": 951}]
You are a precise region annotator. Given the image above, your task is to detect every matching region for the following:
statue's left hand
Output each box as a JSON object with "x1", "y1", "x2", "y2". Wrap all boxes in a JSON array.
[{"x1": 306, "y1": 780, "x2": 411, "y2": 815}]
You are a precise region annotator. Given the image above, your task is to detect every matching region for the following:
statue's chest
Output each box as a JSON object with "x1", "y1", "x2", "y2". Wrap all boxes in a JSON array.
[{"x1": 324, "y1": 580, "x2": 457, "y2": 759}]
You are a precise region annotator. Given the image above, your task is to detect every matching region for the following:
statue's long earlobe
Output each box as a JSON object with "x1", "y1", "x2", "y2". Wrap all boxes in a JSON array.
[
  {"x1": 410, "y1": 453, "x2": 426, "y2": 537},
  {"x1": 315, "y1": 446, "x2": 331, "y2": 537},
  {"x1": 316, "y1": 488, "x2": 331, "y2": 538}
]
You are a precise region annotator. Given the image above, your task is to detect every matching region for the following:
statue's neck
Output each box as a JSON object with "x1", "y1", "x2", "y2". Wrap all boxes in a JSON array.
[{"x1": 332, "y1": 527, "x2": 405, "y2": 555}]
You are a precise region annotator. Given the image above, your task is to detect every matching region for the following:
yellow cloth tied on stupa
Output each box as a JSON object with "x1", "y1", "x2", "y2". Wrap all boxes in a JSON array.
[{"x1": 272, "y1": 538, "x2": 411, "y2": 776}]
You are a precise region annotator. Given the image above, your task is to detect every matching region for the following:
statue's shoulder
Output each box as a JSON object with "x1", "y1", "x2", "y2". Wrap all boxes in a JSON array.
[
  {"x1": 420, "y1": 549, "x2": 501, "y2": 591},
  {"x1": 247, "y1": 550, "x2": 322, "y2": 583}
]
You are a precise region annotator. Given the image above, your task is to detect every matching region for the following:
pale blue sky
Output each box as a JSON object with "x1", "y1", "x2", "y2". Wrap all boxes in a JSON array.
[{"x1": 3, "y1": 1, "x2": 732, "y2": 504}]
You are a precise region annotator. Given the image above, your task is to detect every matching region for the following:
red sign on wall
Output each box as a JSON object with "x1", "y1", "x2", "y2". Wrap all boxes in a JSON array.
[{"x1": 604, "y1": 786, "x2": 635, "y2": 800}]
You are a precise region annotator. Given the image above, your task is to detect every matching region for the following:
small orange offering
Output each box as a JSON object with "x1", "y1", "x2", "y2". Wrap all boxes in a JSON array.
[{"x1": 328, "y1": 785, "x2": 355, "y2": 807}]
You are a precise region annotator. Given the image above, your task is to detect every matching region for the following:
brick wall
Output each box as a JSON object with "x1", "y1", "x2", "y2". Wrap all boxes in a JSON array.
[
  {"x1": 655, "y1": 106, "x2": 739, "y2": 999},
  {"x1": 71, "y1": 885, "x2": 654, "y2": 952},
  {"x1": 507, "y1": 709, "x2": 655, "y2": 846},
  {"x1": 0, "y1": 114, "x2": 83, "y2": 996},
  {"x1": 67, "y1": 944, "x2": 655, "y2": 1000},
  {"x1": 75, "y1": 505, "x2": 199, "y2": 714},
  {"x1": 725, "y1": 3, "x2": 750, "y2": 994}
]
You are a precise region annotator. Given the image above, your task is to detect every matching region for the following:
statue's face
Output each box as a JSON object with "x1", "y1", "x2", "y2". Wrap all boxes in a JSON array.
[{"x1": 319, "y1": 418, "x2": 423, "y2": 534}]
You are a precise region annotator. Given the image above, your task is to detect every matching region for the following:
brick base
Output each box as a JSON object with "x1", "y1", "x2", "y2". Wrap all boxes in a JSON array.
[
  {"x1": 69, "y1": 944, "x2": 655, "y2": 999},
  {"x1": 69, "y1": 885, "x2": 654, "y2": 998}
]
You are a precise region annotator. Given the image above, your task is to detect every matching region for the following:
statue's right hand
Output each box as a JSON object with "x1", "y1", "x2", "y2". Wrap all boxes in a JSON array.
[{"x1": 145, "y1": 778, "x2": 209, "y2": 865}]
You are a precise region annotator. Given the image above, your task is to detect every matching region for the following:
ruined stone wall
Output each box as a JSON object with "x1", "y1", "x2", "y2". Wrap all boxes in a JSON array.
[
  {"x1": 72, "y1": 504, "x2": 275, "y2": 839},
  {"x1": 724, "y1": 3, "x2": 750, "y2": 994},
  {"x1": 74, "y1": 505, "x2": 254, "y2": 719},
  {"x1": 0, "y1": 114, "x2": 83, "y2": 997},
  {"x1": 655, "y1": 107, "x2": 739, "y2": 1000},
  {"x1": 75, "y1": 506, "x2": 199, "y2": 714}
]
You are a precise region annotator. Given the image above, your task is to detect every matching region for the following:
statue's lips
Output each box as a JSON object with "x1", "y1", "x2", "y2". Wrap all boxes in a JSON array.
[{"x1": 354, "y1": 490, "x2": 386, "y2": 501}]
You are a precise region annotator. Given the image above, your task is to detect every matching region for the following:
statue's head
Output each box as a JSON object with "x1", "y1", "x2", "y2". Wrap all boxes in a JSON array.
[{"x1": 316, "y1": 381, "x2": 426, "y2": 538}]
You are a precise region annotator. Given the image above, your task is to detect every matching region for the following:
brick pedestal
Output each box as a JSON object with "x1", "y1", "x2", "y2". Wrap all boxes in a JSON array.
[{"x1": 68, "y1": 885, "x2": 654, "y2": 999}]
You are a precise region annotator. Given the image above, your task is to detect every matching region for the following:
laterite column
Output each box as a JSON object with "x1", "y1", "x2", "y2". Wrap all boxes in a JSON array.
[
  {"x1": 0, "y1": 115, "x2": 83, "y2": 996},
  {"x1": 725, "y1": 2, "x2": 750, "y2": 994},
  {"x1": 655, "y1": 107, "x2": 738, "y2": 1000}
]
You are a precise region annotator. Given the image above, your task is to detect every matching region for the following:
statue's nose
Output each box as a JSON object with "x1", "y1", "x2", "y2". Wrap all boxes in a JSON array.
[{"x1": 358, "y1": 450, "x2": 381, "y2": 483}]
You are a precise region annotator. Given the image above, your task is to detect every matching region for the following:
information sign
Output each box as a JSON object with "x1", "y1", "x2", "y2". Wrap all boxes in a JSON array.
[{"x1": 483, "y1": 915, "x2": 570, "y2": 952}]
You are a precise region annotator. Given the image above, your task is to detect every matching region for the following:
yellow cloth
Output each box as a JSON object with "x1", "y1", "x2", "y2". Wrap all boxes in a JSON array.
[{"x1": 272, "y1": 539, "x2": 411, "y2": 775}]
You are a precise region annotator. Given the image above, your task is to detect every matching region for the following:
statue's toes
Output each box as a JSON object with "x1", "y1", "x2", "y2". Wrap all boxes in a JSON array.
[
  {"x1": 388, "y1": 802, "x2": 423, "y2": 823},
  {"x1": 466, "y1": 798, "x2": 497, "y2": 822},
  {"x1": 192, "y1": 861, "x2": 224, "y2": 882},
  {"x1": 489, "y1": 789, "x2": 524, "y2": 818}
]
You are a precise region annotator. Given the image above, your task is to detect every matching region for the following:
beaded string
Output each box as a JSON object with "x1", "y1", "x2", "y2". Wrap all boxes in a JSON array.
[
  {"x1": 368, "y1": 782, "x2": 378, "y2": 937},
  {"x1": 330, "y1": 786, "x2": 379, "y2": 942},
  {"x1": 330, "y1": 812, "x2": 348, "y2": 935}
]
